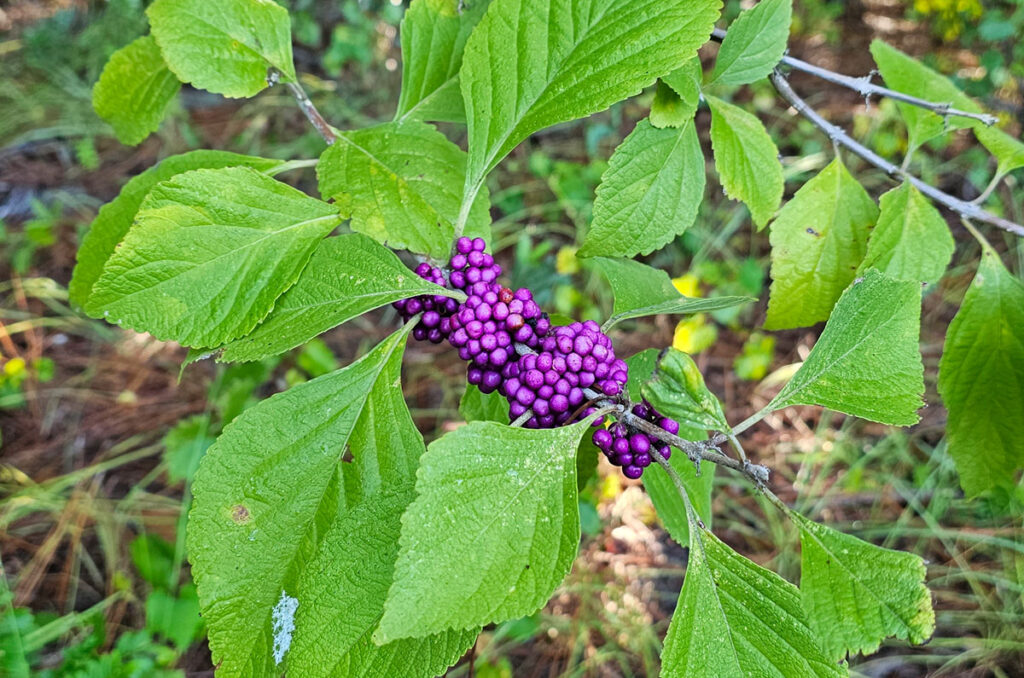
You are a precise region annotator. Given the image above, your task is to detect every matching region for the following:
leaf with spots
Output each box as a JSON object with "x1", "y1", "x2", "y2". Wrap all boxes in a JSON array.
[
  {"x1": 216, "y1": 234, "x2": 461, "y2": 362},
  {"x1": 768, "y1": 270, "x2": 924, "y2": 426},
  {"x1": 376, "y1": 420, "x2": 591, "y2": 640},
  {"x1": 765, "y1": 157, "x2": 878, "y2": 330},
  {"x1": 318, "y1": 120, "x2": 491, "y2": 259},
  {"x1": 188, "y1": 326, "x2": 412, "y2": 677}
]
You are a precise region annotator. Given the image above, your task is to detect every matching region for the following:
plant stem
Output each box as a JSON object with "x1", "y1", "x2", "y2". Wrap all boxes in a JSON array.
[
  {"x1": 709, "y1": 28, "x2": 997, "y2": 126},
  {"x1": 269, "y1": 70, "x2": 337, "y2": 145},
  {"x1": 768, "y1": 69, "x2": 1024, "y2": 237}
]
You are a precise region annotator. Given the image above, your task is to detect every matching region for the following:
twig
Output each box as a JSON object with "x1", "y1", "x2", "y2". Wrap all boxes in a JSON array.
[
  {"x1": 769, "y1": 69, "x2": 1024, "y2": 237},
  {"x1": 268, "y1": 69, "x2": 336, "y2": 145},
  {"x1": 709, "y1": 28, "x2": 997, "y2": 126}
]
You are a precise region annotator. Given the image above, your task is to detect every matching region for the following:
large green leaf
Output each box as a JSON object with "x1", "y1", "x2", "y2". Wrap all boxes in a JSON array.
[
  {"x1": 86, "y1": 167, "x2": 340, "y2": 348},
  {"x1": 765, "y1": 157, "x2": 878, "y2": 329},
  {"x1": 318, "y1": 120, "x2": 490, "y2": 259},
  {"x1": 768, "y1": 270, "x2": 924, "y2": 426},
  {"x1": 709, "y1": 0, "x2": 792, "y2": 87},
  {"x1": 290, "y1": 490, "x2": 478, "y2": 678},
  {"x1": 376, "y1": 420, "x2": 591, "y2": 641},
  {"x1": 592, "y1": 257, "x2": 752, "y2": 330},
  {"x1": 938, "y1": 247, "x2": 1024, "y2": 497},
  {"x1": 188, "y1": 327, "x2": 411, "y2": 677},
  {"x1": 92, "y1": 36, "x2": 180, "y2": 146},
  {"x1": 394, "y1": 0, "x2": 490, "y2": 123},
  {"x1": 707, "y1": 95, "x2": 783, "y2": 227},
  {"x1": 460, "y1": 0, "x2": 722, "y2": 184},
  {"x1": 216, "y1": 234, "x2": 458, "y2": 362},
  {"x1": 975, "y1": 125, "x2": 1024, "y2": 178},
  {"x1": 70, "y1": 151, "x2": 283, "y2": 309},
  {"x1": 795, "y1": 514, "x2": 934, "y2": 661},
  {"x1": 147, "y1": 0, "x2": 296, "y2": 98},
  {"x1": 870, "y1": 40, "x2": 981, "y2": 153},
  {"x1": 580, "y1": 119, "x2": 705, "y2": 258},
  {"x1": 858, "y1": 182, "x2": 953, "y2": 285},
  {"x1": 662, "y1": 521, "x2": 845, "y2": 677}
]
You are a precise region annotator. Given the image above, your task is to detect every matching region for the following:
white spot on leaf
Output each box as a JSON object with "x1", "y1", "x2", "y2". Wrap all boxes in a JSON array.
[{"x1": 271, "y1": 590, "x2": 299, "y2": 665}]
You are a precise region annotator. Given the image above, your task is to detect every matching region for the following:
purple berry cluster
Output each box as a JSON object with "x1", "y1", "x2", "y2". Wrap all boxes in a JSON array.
[
  {"x1": 591, "y1": 402, "x2": 679, "y2": 479},
  {"x1": 392, "y1": 235, "x2": 686, "y2": 481},
  {"x1": 393, "y1": 263, "x2": 459, "y2": 344},
  {"x1": 500, "y1": 321, "x2": 628, "y2": 429}
]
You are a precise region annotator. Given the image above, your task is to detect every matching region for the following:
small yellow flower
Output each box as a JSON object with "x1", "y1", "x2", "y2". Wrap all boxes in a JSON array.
[
  {"x1": 556, "y1": 246, "x2": 580, "y2": 275},
  {"x1": 672, "y1": 272, "x2": 700, "y2": 298},
  {"x1": 673, "y1": 314, "x2": 718, "y2": 354},
  {"x1": 3, "y1": 357, "x2": 26, "y2": 378}
]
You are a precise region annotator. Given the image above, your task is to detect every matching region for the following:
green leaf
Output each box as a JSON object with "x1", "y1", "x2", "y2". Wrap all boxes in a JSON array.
[
  {"x1": 938, "y1": 247, "x2": 1024, "y2": 497},
  {"x1": 147, "y1": 0, "x2": 296, "y2": 98},
  {"x1": 975, "y1": 125, "x2": 1024, "y2": 178},
  {"x1": 709, "y1": 0, "x2": 792, "y2": 86},
  {"x1": 377, "y1": 420, "x2": 591, "y2": 641},
  {"x1": 765, "y1": 157, "x2": 879, "y2": 329},
  {"x1": 216, "y1": 234, "x2": 458, "y2": 362},
  {"x1": 146, "y1": 585, "x2": 204, "y2": 652},
  {"x1": 69, "y1": 151, "x2": 283, "y2": 309},
  {"x1": 163, "y1": 415, "x2": 214, "y2": 484},
  {"x1": 661, "y1": 58, "x2": 702, "y2": 121},
  {"x1": 93, "y1": 36, "x2": 180, "y2": 146},
  {"x1": 188, "y1": 327, "x2": 412, "y2": 677},
  {"x1": 460, "y1": 0, "x2": 723, "y2": 183},
  {"x1": 343, "y1": 337, "x2": 427, "y2": 506},
  {"x1": 869, "y1": 40, "x2": 981, "y2": 153},
  {"x1": 394, "y1": 0, "x2": 490, "y2": 123},
  {"x1": 580, "y1": 119, "x2": 705, "y2": 258},
  {"x1": 858, "y1": 183, "x2": 953, "y2": 285},
  {"x1": 795, "y1": 514, "x2": 934, "y2": 661},
  {"x1": 592, "y1": 257, "x2": 752, "y2": 330},
  {"x1": 768, "y1": 270, "x2": 924, "y2": 426},
  {"x1": 707, "y1": 95, "x2": 783, "y2": 227},
  {"x1": 460, "y1": 384, "x2": 510, "y2": 423},
  {"x1": 650, "y1": 81, "x2": 692, "y2": 129},
  {"x1": 642, "y1": 348, "x2": 728, "y2": 433},
  {"x1": 662, "y1": 521, "x2": 845, "y2": 677},
  {"x1": 291, "y1": 489, "x2": 478, "y2": 678},
  {"x1": 318, "y1": 120, "x2": 491, "y2": 259},
  {"x1": 86, "y1": 167, "x2": 340, "y2": 348}
]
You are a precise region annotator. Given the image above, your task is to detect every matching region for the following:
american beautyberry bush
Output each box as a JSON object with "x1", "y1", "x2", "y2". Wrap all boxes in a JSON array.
[{"x1": 72, "y1": 0, "x2": 1024, "y2": 675}]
